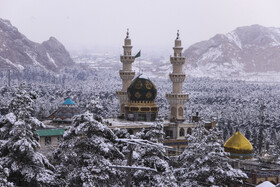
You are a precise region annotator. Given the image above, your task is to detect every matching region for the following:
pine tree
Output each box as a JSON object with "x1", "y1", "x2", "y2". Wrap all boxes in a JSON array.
[
  {"x1": 0, "y1": 86, "x2": 55, "y2": 186},
  {"x1": 175, "y1": 126, "x2": 247, "y2": 186},
  {"x1": 86, "y1": 95, "x2": 104, "y2": 122},
  {"x1": 132, "y1": 119, "x2": 177, "y2": 187},
  {"x1": 54, "y1": 111, "x2": 125, "y2": 186}
]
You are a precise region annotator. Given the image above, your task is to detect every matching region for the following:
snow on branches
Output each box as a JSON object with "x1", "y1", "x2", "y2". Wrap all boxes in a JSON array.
[
  {"x1": 54, "y1": 111, "x2": 125, "y2": 186},
  {"x1": 0, "y1": 86, "x2": 55, "y2": 186}
]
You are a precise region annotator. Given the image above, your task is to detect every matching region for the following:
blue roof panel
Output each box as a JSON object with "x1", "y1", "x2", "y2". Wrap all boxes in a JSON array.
[{"x1": 62, "y1": 98, "x2": 75, "y2": 105}]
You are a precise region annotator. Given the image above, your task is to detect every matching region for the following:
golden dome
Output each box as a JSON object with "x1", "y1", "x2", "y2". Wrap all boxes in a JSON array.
[{"x1": 224, "y1": 131, "x2": 253, "y2": 159}]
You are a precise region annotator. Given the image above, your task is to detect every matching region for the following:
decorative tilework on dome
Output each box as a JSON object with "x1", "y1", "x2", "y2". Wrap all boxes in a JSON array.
[{"x1": 127, "y1": 77, "x2": 157, "y2": 102}]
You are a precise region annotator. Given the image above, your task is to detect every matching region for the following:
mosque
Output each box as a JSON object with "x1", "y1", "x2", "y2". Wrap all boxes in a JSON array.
[{"x1": 111, "y1": 30, "x2": 209, "y2": 155}]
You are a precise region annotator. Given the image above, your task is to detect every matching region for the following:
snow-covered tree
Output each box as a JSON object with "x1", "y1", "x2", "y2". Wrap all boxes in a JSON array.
[
  {"x1": 0, "y1": 86, "x2": 55, "y2": 186},
  {"x1": 245, "y1": 127, "x2": 251, "y2": 140},
  {"x1": 54, "y1": 111, "x2": 125, "y2": 186},
  {"x1": 132, "y1": 119, "x2": 177, "y2": 187},
  {"x1": 0, "y1": 165, "x2": 14, "y2": 187},
  {"x1": 145, "y1": 119, "x2": 165, "y2": 143},
  {"x1": 86, "y1": 95, "x2": 104, "y2": 122},
  {"x1": 175, "y1": 126, "x2": 247, "y2": 186}
]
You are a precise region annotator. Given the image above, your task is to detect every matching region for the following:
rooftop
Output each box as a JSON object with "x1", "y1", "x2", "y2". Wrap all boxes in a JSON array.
[{"x1": 62, "y1": 98, "x2": 75, "y2": 105}]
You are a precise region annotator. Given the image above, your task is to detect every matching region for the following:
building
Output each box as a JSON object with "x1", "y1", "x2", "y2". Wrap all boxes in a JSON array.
[
  {"x1": 38, "y1": 98, "x2": 80, "y2": 151},
  {"x1": 47, "y1": 97, "x2": 81, "y2": 125},
  {"x1": 37, "y1": 128, "x2": 65, "y2": 154}
]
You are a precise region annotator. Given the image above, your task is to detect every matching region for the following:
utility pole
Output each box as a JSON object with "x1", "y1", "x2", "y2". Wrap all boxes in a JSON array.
[{"x1": 125, "y1": 144, "x2": 134, "y2": 187}]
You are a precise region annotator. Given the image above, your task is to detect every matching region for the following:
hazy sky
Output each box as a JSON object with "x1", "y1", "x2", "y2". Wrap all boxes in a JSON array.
[{"x1": 1, "y1": 0, "x2": 280, "y2": 54}]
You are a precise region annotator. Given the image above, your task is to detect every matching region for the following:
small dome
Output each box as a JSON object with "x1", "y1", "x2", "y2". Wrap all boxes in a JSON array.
[
  {"x1": 224, "y1": 131, "x2": 253, "y2": 158},
  {"x1": 127, "y1": 77, "x2": 157, "y2": 102}
]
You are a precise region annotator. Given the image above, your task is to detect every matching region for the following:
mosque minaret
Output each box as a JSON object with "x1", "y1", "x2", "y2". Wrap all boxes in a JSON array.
[
  {"x1": 166, "y1": 30, "x2": 189, "y2": 121},
  {"x1": 116, "y1": 29, "x2": 136, "y2": 116}
]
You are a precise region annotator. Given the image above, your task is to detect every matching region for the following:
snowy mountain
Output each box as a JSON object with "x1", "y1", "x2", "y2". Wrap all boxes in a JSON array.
[
  {"x1": 0, "y1": 18, "x2": 74, "y2": 72},
  {"x1": 184, "y1": 25, "x2": 280, "y2": 80}
]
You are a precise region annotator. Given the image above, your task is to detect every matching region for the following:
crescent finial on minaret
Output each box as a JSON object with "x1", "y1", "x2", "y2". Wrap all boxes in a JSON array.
[
  {"x1": 176, "y1": 30, "x2": 180, "y2": 40},
  {"x1": 126, "y1": 28, "x2": 129, "y2": 39}
]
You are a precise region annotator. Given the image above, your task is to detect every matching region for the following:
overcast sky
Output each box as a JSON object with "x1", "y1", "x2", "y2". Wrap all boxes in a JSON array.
[{"x1": 1, "y1": 0, "x2": 280, "y2": 54}]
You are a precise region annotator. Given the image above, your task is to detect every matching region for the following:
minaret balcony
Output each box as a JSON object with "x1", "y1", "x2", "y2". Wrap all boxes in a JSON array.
[
  {"x1": 170, "y1": 56, "x2": 185, "y2": 65},
  {"x1": 169, "y1": 73, "x2": 186, "y2": 82},
  {"x1": 173, "y1": 46, "x2": 183, "y2": 50},
  {"x1": 119, "y1": 70, "x2": 135, "y2": 80},
  {"x1": 166, "y1": 93, "x2": 189, "y2": 104},
  {"x1": 120, "y1": 55, "x2": 135, "y2": 63},
  {"x1": 123, "y1": 45, "x2": 133, "y2": 49}
]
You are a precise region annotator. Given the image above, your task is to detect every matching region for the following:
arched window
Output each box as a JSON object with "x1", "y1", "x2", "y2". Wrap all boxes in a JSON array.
[
  {"x1": 187, "y1": 128, "x2": 192, "y2": 135},
  {"x1": 178, "y1": 107, "x2": 183, "y2": 116},
  {"x1": 179, "y1": 128, "x2": 185, "y2": 137}
]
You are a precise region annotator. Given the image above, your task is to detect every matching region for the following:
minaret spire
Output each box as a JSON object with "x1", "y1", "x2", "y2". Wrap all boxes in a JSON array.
[
  {"x1": 176, "y1": 29, "x2": 180, "y2": 40},
  {"x1": 116, "y1": 29, "x2": 136, "y2": 117},
  {"x1": 126, "y1": 28, "x2": 129, "y2": 39},
  {"x1": 166, "y1": 31, "x2": 189, "y2": 121}
]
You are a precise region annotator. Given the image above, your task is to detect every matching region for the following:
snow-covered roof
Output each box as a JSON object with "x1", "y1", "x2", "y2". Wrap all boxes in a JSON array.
[
  {"x1": 256, "y1": 181, "x2": 275, "y2": 187},
  {"x1": 107, "y1": 118, "x2": 196, "y2": 128},
  {"x1": 107, "y1": 118, "x2": 154, "y2": 128}
]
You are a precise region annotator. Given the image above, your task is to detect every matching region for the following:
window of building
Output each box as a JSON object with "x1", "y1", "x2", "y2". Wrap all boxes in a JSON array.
[
  {"x1": 138, "y1": 113, "x2": 146, "y2": 121},
  {"x1": 179, "y1": 128, "x2": 185, "y2": 136},
  {"x1": 165, "y1": 130, "x2": 173, "y2": 139},
  {"x1": 45, "y1": 136, "x2": 51, "y2": 146},
  {"x1": 187, "y1": 128, "x2": 192, "y2": 135},
  {"x1": 141, "y1": 107, "x2": 149, "y2": 112},
  {"x1": 178, "y1": 107, "x2": 183, "y2": 116},
  {"x1": 131, "y1": 107, "x2": 139, "y2": 112}
]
